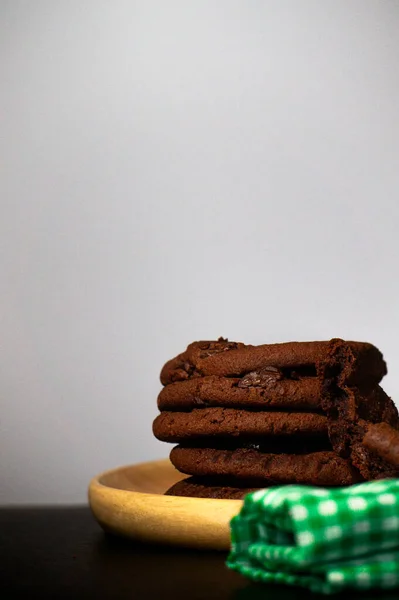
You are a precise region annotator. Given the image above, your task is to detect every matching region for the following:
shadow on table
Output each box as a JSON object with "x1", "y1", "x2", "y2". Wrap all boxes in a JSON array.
[
  {"x1": 93, "y1": 532, "x2": 246, "y2": 600},
  {"x1": 94, "y1": 533, "x2": 399, "y2": 600}
]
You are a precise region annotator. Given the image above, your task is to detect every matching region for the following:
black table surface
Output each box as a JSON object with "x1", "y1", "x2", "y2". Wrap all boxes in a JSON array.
[{"x1": 0, "y1": 507, "x2": 397, "y2": 600}]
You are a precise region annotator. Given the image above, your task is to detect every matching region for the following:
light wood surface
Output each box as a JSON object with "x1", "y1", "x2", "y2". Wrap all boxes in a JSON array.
[{"x1": 88, "y1": 459, "x2": 243, "y2": 550}]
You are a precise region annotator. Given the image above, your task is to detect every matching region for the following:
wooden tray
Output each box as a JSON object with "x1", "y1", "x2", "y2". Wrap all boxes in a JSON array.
[{"x1": 88, "y1": 459, "x2": 242, "y2": 550}]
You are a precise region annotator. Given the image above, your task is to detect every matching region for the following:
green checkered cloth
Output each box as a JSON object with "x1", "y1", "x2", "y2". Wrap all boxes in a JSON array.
[{"x1": 227, "y1": 479, "x2": 399, "y2": 594}]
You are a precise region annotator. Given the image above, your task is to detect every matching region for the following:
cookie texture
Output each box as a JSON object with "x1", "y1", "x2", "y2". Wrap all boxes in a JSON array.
[
  {"x1": 158, "y1": 375, "x2": 321, "y2": 411},
  {"x1": 165, "y1": 477, "x2": 259, "y2": 499},
  {"x1": 169, "y1": 446, "x2": 361, "y2": 486},
  {"x1": 320, "y1": 339, "x2": 399, "y2": 478},
  {"x1": 153, "y1": 408, "x2": 328, "y2": 443},
  {"x1": 363, "y1": 422, "x2": 399, "y2": 469}
]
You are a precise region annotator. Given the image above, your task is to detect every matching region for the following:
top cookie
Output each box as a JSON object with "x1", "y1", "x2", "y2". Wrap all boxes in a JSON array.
[{"x1": 160, "y1": 338, "x2": 387, "y2": 387}]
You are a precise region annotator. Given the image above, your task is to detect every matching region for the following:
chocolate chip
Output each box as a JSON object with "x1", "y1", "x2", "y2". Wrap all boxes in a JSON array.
[
  {"x1": 238, "y1": 367, "x2": 283, "y2": 388},
  {"x1": 199, "y1": 340, "x2": 239, "y2": 358},
  {"x1": 192, "y1": 396, "x2": 208, "y2": 407}
]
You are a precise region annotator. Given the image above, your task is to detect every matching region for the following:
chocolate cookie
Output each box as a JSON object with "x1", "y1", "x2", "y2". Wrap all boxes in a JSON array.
[
  {"x1": 320, "y1": 339, "x2": 399, "y2": 478},
  {"x1": 322, "y1": 385, "x2": 399, "y2": 456},
  {"x1": 152, "y1": 408, "x2": 328, "y2": 443},
  {"x1": 156, "y1": 337, "x2": 393, "y2": 488},
  {"x1": 362, "y1": 422, "x2": 399, "y2": 470},
  {"x1": 321, "y1": 338, "x2": 387, "y2": 392},
  {"x1": 158, "y1": 375, "x2": 321, "y2": 411},
  {"x1": 160, "y1": 338, "x2": 386, "y2": 386},
  {"x1": 169, "y1": 446, "x2": 361, "y2": 486},
  {"x1": 350, "y1": 427, "x2": 399, "y2": 480},
  {"x1": 165, "y1": 477, "x2": 259, "y2": 499}
]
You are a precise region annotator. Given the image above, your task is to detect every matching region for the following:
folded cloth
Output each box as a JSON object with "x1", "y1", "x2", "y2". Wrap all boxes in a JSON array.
[{"x1": 227, "y1": 479, "x2": 399, "y2": 594}]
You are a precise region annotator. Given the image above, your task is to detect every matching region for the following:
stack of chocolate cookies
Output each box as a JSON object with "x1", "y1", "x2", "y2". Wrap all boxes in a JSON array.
[{"x1": 153, "y1": 338, "x2": 399, "y2": 498}]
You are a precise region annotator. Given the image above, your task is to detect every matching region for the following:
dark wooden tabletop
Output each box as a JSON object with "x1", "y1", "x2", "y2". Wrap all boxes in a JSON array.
[{"x1": 0, "y1": 507, "x2": 396, "y2": 600}]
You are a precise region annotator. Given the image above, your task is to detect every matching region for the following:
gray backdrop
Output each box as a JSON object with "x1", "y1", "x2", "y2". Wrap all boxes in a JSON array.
[{"x1": 1, "y1": 0, "x2": 399, "y2": 504}]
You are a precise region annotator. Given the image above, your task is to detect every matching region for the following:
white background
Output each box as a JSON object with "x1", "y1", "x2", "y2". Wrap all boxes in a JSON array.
[{"x1": 1, "y1": 1, "x2": 399, "y2": 504}]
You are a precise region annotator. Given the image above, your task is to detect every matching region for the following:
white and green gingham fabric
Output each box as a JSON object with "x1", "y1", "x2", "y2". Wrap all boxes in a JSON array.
[{"x1": 227, "y1": 479, "x2": 399, "y2": 594}]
